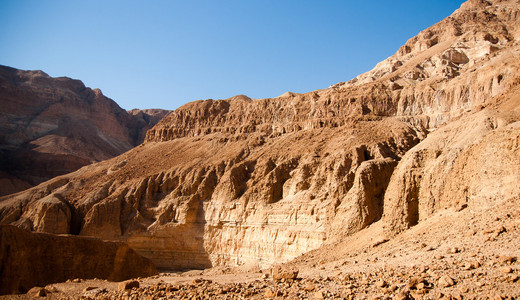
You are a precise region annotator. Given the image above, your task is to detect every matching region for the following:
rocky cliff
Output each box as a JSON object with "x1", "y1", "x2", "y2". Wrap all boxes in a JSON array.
[
  {"x1": 0, "y1": 65, "x2": 170, "y2": 196},
  {"x1": 0, "y1": 225, "x2": 157, "y2": 295},
  {"x1": 1, "y1": 0, "x2": 519, "y2": 272}
]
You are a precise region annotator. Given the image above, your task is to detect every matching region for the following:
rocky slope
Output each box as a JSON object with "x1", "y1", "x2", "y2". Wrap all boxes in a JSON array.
[
  {"x1": 0, "y1": 65, "x2": 170, "y2": 196},
  {"x1": 1, "y1": 0, "x2": 519, "y2": 285}
]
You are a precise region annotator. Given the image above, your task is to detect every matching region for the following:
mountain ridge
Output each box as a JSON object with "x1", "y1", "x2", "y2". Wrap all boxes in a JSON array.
[{"x1": 0, "y1": 65, "x2": 171, "y2": 196}]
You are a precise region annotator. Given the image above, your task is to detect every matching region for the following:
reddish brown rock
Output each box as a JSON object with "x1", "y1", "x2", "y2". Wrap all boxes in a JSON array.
[
  {"x1": 0, "y1": 65, "x2": 170, "y2": 196},
  {"x1": 0, "y1": 225, "x2": 157, "y2": 295}
]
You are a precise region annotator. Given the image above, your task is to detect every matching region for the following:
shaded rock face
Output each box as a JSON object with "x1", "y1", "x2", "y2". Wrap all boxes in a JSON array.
[
  {"x1": 0, "y1": 66, "x2": 170, "y2": 196},
  {"x1": 0, "y1": 225, "x2": 157, "y2": 295},
  {"x1": 383, "y1": 94, "x2": 520, "y2": 234},
  {"x1": 2, "y1": 0, "x2": 520, "y2": 272}
]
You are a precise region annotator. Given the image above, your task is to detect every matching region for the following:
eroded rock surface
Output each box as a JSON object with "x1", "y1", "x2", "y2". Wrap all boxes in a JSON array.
[
  {"x1": 1, "y1": 0, "x2": 520, "y2": 276},
  {"x1": 0, "y1": 66, "x2": 170, "y2": 196},
  {"x1": 0, "y1": 225, "x2": 157, "y2": 295}
]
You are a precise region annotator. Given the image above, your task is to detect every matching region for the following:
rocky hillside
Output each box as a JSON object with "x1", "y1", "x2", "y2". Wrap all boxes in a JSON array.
[
  {"x1": 0, "y1": 65, "x2": 170, "y2": 196},
  {"x1": 0, "y1": 0, "x2": 519, "y2": 280}
]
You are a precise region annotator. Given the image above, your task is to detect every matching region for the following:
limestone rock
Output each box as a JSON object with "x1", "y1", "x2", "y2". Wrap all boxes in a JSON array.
[{"x1": 1, "y1": 0, "x2": 520, "y2": 277}]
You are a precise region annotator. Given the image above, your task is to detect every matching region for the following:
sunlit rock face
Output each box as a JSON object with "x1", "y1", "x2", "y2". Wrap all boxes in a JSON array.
[
  {"x1": 2, "y1": 0, "x2": 520, "y2": 270},
  {"x1": 0, "y1": 65, "x2": 170, "y2": 196}
]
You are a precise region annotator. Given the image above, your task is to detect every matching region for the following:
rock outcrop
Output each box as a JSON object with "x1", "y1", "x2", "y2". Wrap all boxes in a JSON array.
[
  {"x1": 0, "y1": 65, "x2": 170, "y2": 196},
  {"x1": 0, "y1": 225, "x2": 157, "y2": 295},
  {"x1": 383, "y1": 86, "x2": 520, "y2": 234},
  {"x1": 1, "y1": 0, "x2": 520, "y2": 275}
]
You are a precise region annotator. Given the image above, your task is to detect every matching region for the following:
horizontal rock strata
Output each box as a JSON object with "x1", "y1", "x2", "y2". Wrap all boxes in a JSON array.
[
  {"x1": 0, "y1": 225, "x2": 157, "y2": 295},
  {"x1": 1, "y1": 0, "x2": 520, "y2": 273}
]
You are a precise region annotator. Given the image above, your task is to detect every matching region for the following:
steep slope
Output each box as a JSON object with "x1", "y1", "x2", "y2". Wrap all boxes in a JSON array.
[
  {"x1": 1, "y1": 0, "x2": 519, "y2": 274},
  {"x1": 0, "y1": 65, "x2": 170, "y2": 196}
]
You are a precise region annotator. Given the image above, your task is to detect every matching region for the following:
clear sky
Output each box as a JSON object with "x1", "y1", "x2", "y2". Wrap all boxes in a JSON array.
[{"x1": 0, "y1": 0, "x2": 466, "y2": 110}]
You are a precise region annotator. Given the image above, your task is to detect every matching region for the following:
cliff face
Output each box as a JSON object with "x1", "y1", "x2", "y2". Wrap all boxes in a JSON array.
[
  {"x1": 0, "y1": 66, "x2": 170, "y2": 196},
  {"x1": 0, "y1": 225, "x2": 157, "y2": 295},
  {"x1": 1, "y1": 0, "x2": 520, "y2": 271}
]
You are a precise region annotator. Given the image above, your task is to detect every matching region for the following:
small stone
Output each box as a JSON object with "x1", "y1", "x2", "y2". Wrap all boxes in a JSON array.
[
  {"x1": 416, "y1": 282, "x2": 426, "y2": 290},
  {"x1": 463, "y1": 260, "x2": 480, "y2": 270},
  {"x1": 45, "y1": 285, "x2": 59, "y2": 293},
  {"x1": 270, "y1": 265, "x2": 299, "y2": 282},
  {"x1": 118, "y1": 280, "x2": 140, "y2": 290},
  {"x1": 451, "y1": 292, "x2": 463, "y2": 300},
  {"x1": 408, "y1": 276, "x2": 425, "y2": 289},
  {"x1": 314, "y1": 290, "x2": 325, "y2": 299},
  {"x1": 499, "y1": 256, "x2": 517, "y2": 265},
  {"x1": 449, "y1": 247, "x2": 460, "y2": 254},
  {"x1": 303, "y1": 282, "x2": 315, "y2": 291},
  {"x1": 72, "y1": 278, "x2": 82, "y2": 283},
  {"x1": 83, "y1": 286, "x2": 98, "y2": 292},
  {"x1": 264, "y1": 287, "x2": 274, "y2": 298},
  {"x1": 376, "y1": 279, "x2": 387, "y2": 288},
  {"x1": 395, "y1": 290, "x2": 410, "y2": 300},
  {"x1": 192, "y1": 278, "x2": 204, "y2": 284},
  {"x1": 499, "y1": 266, "x2": 512, "y2": 274},
  {"x1": 438, "y1": 275, "x2": 455, "y2": 287}
]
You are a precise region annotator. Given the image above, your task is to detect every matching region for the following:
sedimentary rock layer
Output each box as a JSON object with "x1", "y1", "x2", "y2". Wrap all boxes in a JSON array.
[
  {"x1": 0, "y1": 66, "x2": 170, "y2": 196},
  {"x1": 1, "y1": 0, "x2": 520, "y2": 271},
  {"x1": 0, "y1": 225, "x2": 157, "y2": 295}
]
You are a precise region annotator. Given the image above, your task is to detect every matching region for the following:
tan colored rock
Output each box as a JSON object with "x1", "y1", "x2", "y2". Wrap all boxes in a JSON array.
[
  {"x1": 27, "y1": 287, "x2": 47, "y2": 298},
  {"x1": 118, "y1": 280, "x2": 140, "y2": 290},
  {"x1": 438, "y1": 275, "x2": 455, "y2": 287},
  {"x1": 271, "y1": 265, "x2": 299, "y2": 282},
  {"x1": 499, "y1": 256, "x2": 517, "y2": 265},
  {"x1": 264, "y1": 287, "x2": 276, "y2": 298},
  {"x1": 314, "y1": 290, "x2": 325, "y2": 299},
  {"x1": 304, "y1": 282, "x2": 316, "y2": 291}
]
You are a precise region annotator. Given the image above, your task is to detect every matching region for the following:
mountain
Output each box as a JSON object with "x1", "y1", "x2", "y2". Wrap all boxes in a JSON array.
[
  {"x1": 1, "y1": 0, "x2": 520, "y2": 296},
  {"x1": 0, "y1": 65, "x2": 171, "y2": 196}
]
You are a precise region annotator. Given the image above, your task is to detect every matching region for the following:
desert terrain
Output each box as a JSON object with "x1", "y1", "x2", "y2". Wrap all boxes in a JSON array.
[{"x1": 1, "y1": 0, "x2": 520, "y2": 299}]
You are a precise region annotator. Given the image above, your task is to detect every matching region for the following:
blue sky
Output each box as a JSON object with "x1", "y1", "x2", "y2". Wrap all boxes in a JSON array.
[{"x1": 0, "y1": 0, "x2": 465, "y2": 110}]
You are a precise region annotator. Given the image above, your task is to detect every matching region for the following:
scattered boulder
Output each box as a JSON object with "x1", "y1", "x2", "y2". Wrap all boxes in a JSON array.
[
  {"x1": 118, "y1": 280, "x2": 140, "y2": 290},
  {"x1": 438, "y1": 275, "x2": 455, "y2": 288},
  {"x1": 27, "y1": 287, "x2": 48, "y2": 298},
  {"x1": 270, "y1": 265, "x2": 299, "y2": 282}
]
